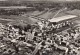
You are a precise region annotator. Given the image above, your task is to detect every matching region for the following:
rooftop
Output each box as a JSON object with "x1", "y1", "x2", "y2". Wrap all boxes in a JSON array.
[{"x1": 49, "y1": 15, "x2": 77, "y2": 22}]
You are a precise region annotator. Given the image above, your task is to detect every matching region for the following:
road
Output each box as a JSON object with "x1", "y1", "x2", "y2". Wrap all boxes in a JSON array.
[{"x1": 0, "y1": 18, "x2": 13, "y2": 21}]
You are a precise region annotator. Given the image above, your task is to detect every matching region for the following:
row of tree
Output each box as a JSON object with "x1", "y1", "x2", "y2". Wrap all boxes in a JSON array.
[
  {"x1": 1, "y1": 1, "x2": 80, "y2": 9},
  {"x1": 0, "y1": 1, "x2": 80, "y2": 13}
]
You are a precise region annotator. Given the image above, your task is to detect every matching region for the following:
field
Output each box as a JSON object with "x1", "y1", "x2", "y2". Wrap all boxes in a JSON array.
[{"x1": 0, "y1": 9, "x2": 80, "y2": 26}]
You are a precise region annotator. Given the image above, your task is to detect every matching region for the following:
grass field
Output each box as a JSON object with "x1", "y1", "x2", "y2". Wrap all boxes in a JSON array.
[{"x1": 0, "y1": 9, "x2": 80, "y2": 26}]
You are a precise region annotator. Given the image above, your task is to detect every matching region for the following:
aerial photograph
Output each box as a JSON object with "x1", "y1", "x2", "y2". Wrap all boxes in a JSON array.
[{"x1": 0, "y1": 0, "x2": 80, "y2": 55}]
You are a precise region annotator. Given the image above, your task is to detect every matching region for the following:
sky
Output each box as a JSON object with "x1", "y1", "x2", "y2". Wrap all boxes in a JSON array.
[
  {"x1": 1, "y1": 0, "x2": 80, "y2": 2},
  {"x1": 0, "y1": 0, "x2": 6, "y2": 1}
]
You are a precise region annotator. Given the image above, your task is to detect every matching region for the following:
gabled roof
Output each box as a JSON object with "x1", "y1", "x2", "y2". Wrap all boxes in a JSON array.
[{"x1": 49, "y1": 15, "x2": 77, "y2": 22}]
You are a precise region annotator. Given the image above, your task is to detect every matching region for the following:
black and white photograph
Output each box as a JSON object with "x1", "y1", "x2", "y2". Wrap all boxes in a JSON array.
[{"x1": 0, "y1": 0, "x2": 80, "y2": 55}]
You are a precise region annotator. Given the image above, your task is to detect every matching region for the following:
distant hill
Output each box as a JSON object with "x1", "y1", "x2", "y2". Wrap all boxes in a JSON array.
[
  {"x1": 7, "y1": 0, "x2": 80, "y2": 2},
  {"x1": 0, "y1": 0, "x2": 80, "y2": 9},
  {"x1": 3, "y1": 0, "x2": 80, "y2": 4},
  {"x1": 1, "y1": 0, "x2": 80, "y2": 4}
]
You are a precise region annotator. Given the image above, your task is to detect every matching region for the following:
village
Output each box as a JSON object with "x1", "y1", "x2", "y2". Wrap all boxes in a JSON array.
[{"x1": 0, "y1": 0, "x2": 80, "y2": 55}]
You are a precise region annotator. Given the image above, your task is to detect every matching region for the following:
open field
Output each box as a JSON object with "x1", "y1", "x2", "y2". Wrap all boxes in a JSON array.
[{"x1": 0, "y1": 9, "x2": 80, "y2": 26}]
